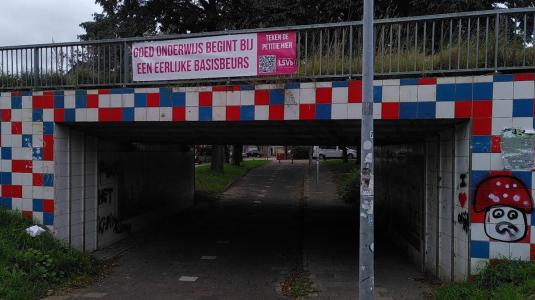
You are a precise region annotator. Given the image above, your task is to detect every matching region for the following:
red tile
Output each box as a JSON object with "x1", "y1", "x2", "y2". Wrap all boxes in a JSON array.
[
  {"x1": 11, "y1": 91, "x2": 21, "y2": 97},
  {"x1": 472, "y1": 118, "x2": 492, "y2": 135},
  {"x1": 199, "y1": 92, "x2": 213, "y2": 106},
  {"x1": 300, "y1": 104, "x2": 316, "y2": 120},
  {"x1": 348, "y1": 80, "x2": 362, "y2": 88},
  {"x1": 87, "y1": 95, "x2": 99, "y2": 108},
  {"x1": 255, "y1": 90, "x2": 270, "y2": 105},
  {"x1": 98, "y1": 108, "x2": 123, "y2": 122},
  {"x1": 226, "y1": 106, "x2": 241, "y2": 121},
  {"x1": 147, "y1": 93, "x2": 160, "y2": 107},
  {"x1": 454, "y1": 101, "x2": 472, "y2": 119},
  {"x1": 12, "y1": 160, "x2": 32, "y2": 173},
  {"x1": 489, "y1": 170, "x2": 512, "y2": 177},
  {"x1": 54, "y1": 108, "x2": 65, "y2": 122},
  {"x1": 172, "y1": 107, "x2": 185, "y2": 121},
  {"x1": 316, "y1": 87, "x2": 332, "y2": 104},
  {"x1": 381, "y1": 103, "x2": 400, "y2": 119},
  {"x1": 491, "y1": 136, "x2": 502, "y2": 153},
  {"x1": 470, "y1": 210, "x2": 485, "y2": 223},
  {"x1": 99, "y1": 89, "x2": 111, "y2": 94},
  {"x1": 472, "y1": 101, "x2": 492, "y2": 118},
  {"x1": 43, "y1": 135, "x2": 54, "y2": 161},
  {"x1": 42, "y1": 94, "x2": 54, "y2": 108},
  {"x1": 269, "y1": 105, "x2": 284, "y2": 120},
  {"x1": 33, "y1": 174, "x2": 44, "y2": 186},
  {"x1": 32, "y1": 95, "x2": 43, "y2": 109},
  {"x1": 22, "y1": 211, "x2": 33, "y2": 219},
  {"x1": 348, "y1": 85, "x2": 362, "y2": 103},
  {"x1": 2, "y1": 185, "x2": 22, "y2": 198},
  {"x1": 0, "y1": 109, "x2": 11, "y2": 122},
  {"x1": 213, "y1": 86, "x2": 229, "y2": 92},
  {"x1": 43, "y1": 200, "x2": 54, "y2": 213},
  {"x1": 418, "y1": 78, "x2": 437, "y2": 85},
  {"x1": 514, "y1": 73, "x2": 535, "y2": 81},
  {"x1": 11, "y1": 122, "x2": 22, "y2": 134},
  {"x1": 531, "y1": 244, "x2": 535, "y2": 261}
]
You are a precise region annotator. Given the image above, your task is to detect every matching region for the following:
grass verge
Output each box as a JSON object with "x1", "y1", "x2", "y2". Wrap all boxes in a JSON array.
[
  {"x1": 322, "y1": 160, "x2": 360, "y2": 203},
  {"x1": 435, "y1": 260, "x2": 535, "y2": 300},
  {"x1": 0, "y1": 209, "x2": 101, "y2": 300},
  {"x1": 195, "y1": 159, "x2": 271, "y2": 196}
]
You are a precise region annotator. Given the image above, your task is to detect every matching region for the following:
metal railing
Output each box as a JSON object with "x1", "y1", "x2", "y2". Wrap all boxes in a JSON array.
[{"x1": 2, "y1": 7, "x2": 535, "y2": 90}]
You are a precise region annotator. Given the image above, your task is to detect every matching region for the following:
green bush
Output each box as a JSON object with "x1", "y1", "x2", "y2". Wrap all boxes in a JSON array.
[{"x1": 322, "y1": 160, "x2": 360, "y2": 203}]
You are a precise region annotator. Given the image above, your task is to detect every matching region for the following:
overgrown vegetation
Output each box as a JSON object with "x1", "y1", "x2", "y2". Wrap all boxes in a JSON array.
[
  {"x1": 281, "y1": 271, "x2": 316, "y2": 300},
  {"x1": 0, "y1": 209, "x2": 100, "y2": 300},
  {"x1": 195, "y1": 159, "x2": 271, "y2": 196},
  {"x1": 322, "y1": 160, "x2": 360, "y2": 203},
  {"x1": 435, "y1": 260, "x2": 535, "y2": 300}
]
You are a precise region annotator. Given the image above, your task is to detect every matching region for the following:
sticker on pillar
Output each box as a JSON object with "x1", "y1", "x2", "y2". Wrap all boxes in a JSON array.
[
  {"x1": 361, "y1": 152, "x2": 373, "y2": 196},
  {"x1": 500, "y1": 128, "x2": 535, "y2": 170},
  {"x1": 474, "y1": 176, "x2": 533, "y2": 242}
]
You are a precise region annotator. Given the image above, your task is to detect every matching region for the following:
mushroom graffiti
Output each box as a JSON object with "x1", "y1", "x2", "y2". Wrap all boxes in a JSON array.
[{"x1": 474, "y1": 176, "x2": 533, "y2": 242}]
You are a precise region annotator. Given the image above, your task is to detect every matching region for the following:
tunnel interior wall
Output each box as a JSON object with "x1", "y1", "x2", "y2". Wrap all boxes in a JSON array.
[{"x1": 53, "y1": 125, "x2": 194, "y2": 251}]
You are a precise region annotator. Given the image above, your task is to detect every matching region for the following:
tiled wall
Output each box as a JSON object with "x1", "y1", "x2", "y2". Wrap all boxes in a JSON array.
[{"x1": 1, "y1": 73, "x2": 535, "y2": 277}]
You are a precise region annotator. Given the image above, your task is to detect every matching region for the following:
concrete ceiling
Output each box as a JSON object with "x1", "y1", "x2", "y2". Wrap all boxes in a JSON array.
[{"x1": 64, "y1": 119, "x2": 465, "y2": 146}]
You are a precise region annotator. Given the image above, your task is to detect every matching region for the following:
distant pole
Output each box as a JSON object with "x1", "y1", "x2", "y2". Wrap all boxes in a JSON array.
[{"x1": 359, "y1": 0, "x2": 375, "y2": 299}]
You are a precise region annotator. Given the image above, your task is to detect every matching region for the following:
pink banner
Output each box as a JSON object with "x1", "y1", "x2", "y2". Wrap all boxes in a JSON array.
[{"x1": 257, "y1": 31, "x2": 297, "y2": 76}]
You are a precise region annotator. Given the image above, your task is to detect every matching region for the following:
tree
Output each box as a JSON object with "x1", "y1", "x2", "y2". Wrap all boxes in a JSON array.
[{"x1": 80, "y1": 0, "x2": 535, "y2": 41}]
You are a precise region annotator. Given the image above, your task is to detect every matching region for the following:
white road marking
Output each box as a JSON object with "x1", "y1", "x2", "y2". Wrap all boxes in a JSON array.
[
  {"x1": 201, "y1": 256, "x2": 217, "y2": 260},
  {"x1": 179, "y1": 276, "x2": 199, "y2": 282}
]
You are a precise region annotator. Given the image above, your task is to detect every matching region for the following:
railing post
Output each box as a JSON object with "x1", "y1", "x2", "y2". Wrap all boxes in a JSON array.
[
  {"x1": 33, "y1": 47, "x2": 40, "y2": 88},
  {"x1": 494, "y1": 12, "x2": 500, "y2": 72},
  {"x1": 123, "y1": 42, "x2": 129, "y2": 87},
  {"x1": 349, "y1": 25, "x2": 353, "y2": 79}
]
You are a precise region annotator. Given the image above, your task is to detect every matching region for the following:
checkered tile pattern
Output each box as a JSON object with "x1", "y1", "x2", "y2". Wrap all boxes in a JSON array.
[{"x1": 1, "y1": 74, "x2": 535, "y2": 268}]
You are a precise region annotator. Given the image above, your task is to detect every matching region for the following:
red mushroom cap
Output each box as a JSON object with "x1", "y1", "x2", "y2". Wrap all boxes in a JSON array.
[{"x1": 474, "y1": 176, "x2": 533, "y2": 213}]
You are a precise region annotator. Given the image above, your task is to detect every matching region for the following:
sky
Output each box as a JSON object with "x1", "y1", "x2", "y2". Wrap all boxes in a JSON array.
[{"x1": 0, "y1": 0, "x2": 101, "y2": 46}]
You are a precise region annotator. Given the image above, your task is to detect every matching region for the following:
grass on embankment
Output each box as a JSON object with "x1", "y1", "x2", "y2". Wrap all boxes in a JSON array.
[
  {"x1": 0, "y1": 209, "x2": 100, "y2": 300},
  {"x1": 435, "y1": 260, "x2": 535, "y2": 300},
  {"x1": 195, "y1": 159, "x2": 271, "y2": 196},
  {"x1": 322, "y1": 159, "x2": 360, "y2": 203}
]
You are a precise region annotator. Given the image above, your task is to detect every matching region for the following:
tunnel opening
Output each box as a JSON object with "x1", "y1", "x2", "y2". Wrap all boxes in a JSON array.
[{"x1": 54, "y1": 118, "x2": 469, "y2": 297}]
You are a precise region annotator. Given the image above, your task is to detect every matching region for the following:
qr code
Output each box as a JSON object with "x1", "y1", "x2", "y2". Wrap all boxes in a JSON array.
[{"x1": 259, "y1": 55, "x2": 276, "y2": 73}]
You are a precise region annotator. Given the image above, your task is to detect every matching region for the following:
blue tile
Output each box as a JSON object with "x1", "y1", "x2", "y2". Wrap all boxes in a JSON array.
[
  {"x1": 240, "y1": 106, "x2": 255, "y2": 121},
  {"x1": 43, "y1": 122, "x2": 54, "y2": 135},
  {"x1": 54, "y1": 95, "x2": 64, "y2": 108},
  {"x1": 494, "y1": 74, "x2": 514, "y2": 82},
  {"x1": 473, "y1": 83, "x2": 493, "y2": 100},
  {"x1": 512, "y1": 171, "x2": 532, "y2": 189},
  {"x1": 171, "y1": 92, "x2": 185, "y2": 107},
  {"x1": 32, "y1": 147, "x2": 43, "y2": 161},
  {"x1": 32, "y1": 109, "x2": 43, "y2": 122},
  {"x1": 332, "y1": 81, "x2": 349, "y2": 88},
  {"x1": 437, "y1": 84, "x2": 456, "y2": 101},
  {"x1": 64, "y1": 109, "x2": 75, "y2": 122},
  {"x1": 134, "y1": 93, "x2": 147, "y2": 107},
  {"x1": 122, "y1": 108, "x2": 134, "y2": 121},
  {"x1": 111, "y1": 88, "x2": 134, "y2": 94},
  {"x1": 75, "y1": 90, "x2": 87, "y2": 96},
  {"x1": 32, "y1": 199, "x2": 43, "y2": 212},
  {"x1": 54, "y1": 90, "x2": 64, "y2": 96},
  {"x1": 199, "y1": 107, "x2": 212, "y2": 121},
  {"x1": 471, "y1": 171, "x2": 490, "y2": 190},
  {"x1": 240, "y1": 85, "x2": 256, "y2": 91},
  {"x1": 399, "y1": 103, "x2": 418, "y2": 119},
  {"x1": 400, "y1": 78, "x2": 418, "y2": 86},
  {"x1": 75, "y1": 94, "x2": 86, "y2": 108},
  {"x1": 43, "y1": 174, "x2": 54, "y2": 187},
  {"x1": 418, "y1": 102, "x2": 436, "y2": 119},
  {"x1": 269, "y1": 89, "x2": 285, "y2": 105},
  {"x1": 471, "y1": 241, "x2": 489, "y2": 259},
  {"x1": 11, "y1": 96, "x2": 22, "y2": 109},
  {"x1": 22, "y1": 135, "x2": 32, "y2": 148},
  {"x1": 1, "y1": 147, "x2": 11, "y2": 160},
  {"x1": 159, "y1": 88, "x2": 172, "y2": 107},
  {"x1": 373, "y1": 86, "x2": 383, "y2": 103},
  {"x1": 532, "y1": 210, "x2": 535, "y2": 226},
  {"x1": 316, "y1": 104, "x2": 331, "y2": 120},
  {"x1": 22, "y1": 91, "x2": 33, "y2": 96},
  {"x1": 0, "y1": 197, "x2": 12, "y2": 210},
  {"x1": 43, "y1": 213, "x2": 54, "y2": 225},
  {"x1": 455, "y1": 83, "x2": 472, "y2": 101},
  {"x1": 513, "y1": 99, "x2": 533, "y2": 117},
  {"x1": 472, "y1": 136, "x2": 491, "y2": 153},
  {"x1": 0, "y1": 172, "x2": 12, "y2": 184}
]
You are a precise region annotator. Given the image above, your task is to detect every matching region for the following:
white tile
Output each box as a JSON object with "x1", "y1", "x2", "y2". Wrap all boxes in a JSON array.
[
  {"x1": 254, "y1": 106, "x2": 269, "y2": 120},
  {"x1": 64, "y1": 95, "x2": 76, "y2": 108},
  {"x1": 186, "y1": 107, "x2": 198, "y2": 121},
  {"x1": 285, "y1": 89, "x2": 300, "y2": 105},
  {"x1": 300, "y1": 89, "x2": 315, "y2": 104},
  {"x1": 492, "y1": 117, "x2": 513, "y2": 135},
  {"x1": 514, "y1": 81, "x2": 535, "y2": 99},
  {"x1": 226, "y1": 91, "x2": 240, "y2": 106},
  {"x1": 470, "y1": 258, "x2": 488, "y2": 275},
  {"x1": 382, "y1": 86, "x2": 399, "y2": 102},
  {"x1": 22, "y1": 122, "x2": 32, "y2": 135},
  {"x1": 492, "y1": 100, "x2": 513, "y2": 118},
  {"x1": 373, "y1": 103, "x2": 382, "y2": 119},
  {"x1": 471, "y1": 223, "x2": 488, "y2": 241},
  {"x1": 436, "y1": 102, "x2": 455, "y2": 119},
  {"x1": 134, "y1": 108, "x2": 147, "y2": 121},
  {"x1": 490, "y1": 153, "x2": 504, "y2": 170},
  {"x1": 400, "y1": 86, "x2": 418, "y2": 102},
  {"x1": 22, "y1": 96, "x2": 32, "y2": 108},
  {"x1": 493, "y1": 82, "x2": 514, "y2": 100},
  {"x1": 159, "y1": 107, "x2": 172, "y2": 121},
  {"x1": 212, "y1": 92, "x2": 226, "y2": 106},
  {"x1": 316, "y1": 82, "x2": 332, "y2": 88},
  {"x1": 75, "y1": 109, "x2": 87, "y2": 122},
  {"x1": 147, "y1": 108, "x2": 160, "y2": 121},
  {"x1": 509, "y1": 243, "x2": 530, "y2": 260},
  {"x1": 43, "y1": 109, "x2": 53, "y2": 122},
  {"x1": 11, "y1": 109, "x2": 21, "y2": 121},
  {"x1": 241, "y1": 91, "x2": 255, "y2": 106},
  {"x1": 456, "y1": 76, "x2": 473, "y2": 83},
  {"x1": 21, "y1": 109, "x2": 32, "y2": 122},
  {"x1": 122, "y1": 94, "x2": 134, "y2": 107},
  {"x1": 212, "y1": 107, "x2": 226, "y2": 121},
  {"x1": 332, "y1": 88, "x2": 348, "y2": 104},
  {"x1": 11, "y1": 198, "x2": 22, "y2": 211},
  {"x1": 418, "y1": 85, "x2": 436, "y2": 102},
  {"x1": 472, "y1": 153, "x2": 491, "y2": 170},
  {"x1": 284, "y1": 105, "x2": 299, "y2": 120},
  {"x1": 512, "y1": 117, "x2": 533, "y2": 129},
  {"x1": 489, "y1": 242, "x2": 510, "y2": 259},
  {"x1": 348, "y1": 104, "x2": 362, "y2": 119},
  {"x1": 438, "y1": 77, "x2": 455, "y2": 84},
  {"x1": 110, "y1": 94, "x2": 122, "y2": 107},
  {"x1": 473, "y1": 75, "x2": 494, "y2": 83},
  {"x1": 382, "y1": 79, "x2": 400, "y2": 86},
  {"x1": 331, "y1": 104, "x2": 348, "y2": 120},
  {"x1": 185, "y1": 92, "x2": 199, "y2": 106},
  {"x1": 86, "y1": 108, "x2": 98, "y2": 122}
]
